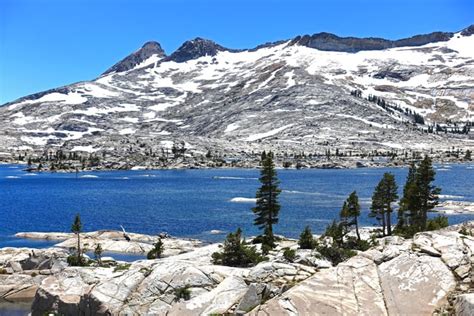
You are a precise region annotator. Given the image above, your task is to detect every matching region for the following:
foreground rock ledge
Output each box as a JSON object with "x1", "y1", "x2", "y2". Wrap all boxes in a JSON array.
[
  {"x1": 2, "y1": 222, "x2": 473, "y2": 315},
  {"x1": 15, "y1": 230, "x2": 202, "y2": 255}
]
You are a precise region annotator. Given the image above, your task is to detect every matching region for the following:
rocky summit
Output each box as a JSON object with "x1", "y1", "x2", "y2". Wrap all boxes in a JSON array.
[
  {"x1": 0, "y1": 26, "x2": 473, "y2": 167},
  {"x1": 1, "y1": 222, "x2": 473, "y2": 315}
]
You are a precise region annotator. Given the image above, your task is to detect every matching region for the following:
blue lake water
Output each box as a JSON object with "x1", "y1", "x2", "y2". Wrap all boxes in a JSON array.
[{"x1": 0, "y1": 163, "x2": 473, "y2": 248}]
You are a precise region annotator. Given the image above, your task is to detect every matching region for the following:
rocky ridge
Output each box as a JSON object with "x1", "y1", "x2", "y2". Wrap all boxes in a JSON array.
[{"x1": 1, "y1": 222, "x2": 473, "y2": 315}]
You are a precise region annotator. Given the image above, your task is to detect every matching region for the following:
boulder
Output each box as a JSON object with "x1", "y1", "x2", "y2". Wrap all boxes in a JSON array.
[
  {"x1": 236, "y1": 283, "x2": 261, "y2": 313},
  {"x1": 0, "y1": 274, "x2": 43, "y2": 301},
  {"x1": 378, "y1": 252, "x2": 456, "y2": 315},
  {"x1": 454, "y1": 293, "x2": 474, "y2": 316}
]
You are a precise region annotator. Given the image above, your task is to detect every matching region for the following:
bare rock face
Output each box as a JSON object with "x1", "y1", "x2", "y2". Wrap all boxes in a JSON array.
[
  {"x1": 292, "y1": 30, "x2": 454, "y2": 53},
  {"x1": 102, "y1": 41, "x2": 166, "y2": 75},
  {"x1": 250, "y1": 256, "x2": 388, "y2": 315},
  {"x1": 378, "y1": 253, "x2": 455, "y2": 315},
  {"x1": 164, "y1": 38, "x2": 231, "y2": 63},
  {"x1": 250, "y1": 223, "x2": 473, "y2": 315}
]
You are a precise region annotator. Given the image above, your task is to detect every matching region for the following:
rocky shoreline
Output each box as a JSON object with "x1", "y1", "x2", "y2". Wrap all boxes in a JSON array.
[
  {"x1": 2, "y1": 152, "x2": 472, "y2": 174},
  {"x1": 0, "y1": 222, "x2": 473, "y2": 315}
]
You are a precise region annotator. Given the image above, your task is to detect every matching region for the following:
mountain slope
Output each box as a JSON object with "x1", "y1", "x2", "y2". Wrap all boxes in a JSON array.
[{"x1": 0, "y1": 26, "x2": 473, "y2": 163}]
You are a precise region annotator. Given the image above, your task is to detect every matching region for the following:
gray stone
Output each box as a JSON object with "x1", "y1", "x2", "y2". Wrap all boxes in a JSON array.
[
  {"x1": 454, "y1": 293, "x2": 474, "y2": 316},
  {"x1": 236, "y1": 284, "x2": 261, "y2": 312}
]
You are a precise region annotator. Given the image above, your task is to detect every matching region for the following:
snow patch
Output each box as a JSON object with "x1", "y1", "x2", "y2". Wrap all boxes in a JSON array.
[{"x1": 245, "y1": 124, "x2": 294, "y2": 141}]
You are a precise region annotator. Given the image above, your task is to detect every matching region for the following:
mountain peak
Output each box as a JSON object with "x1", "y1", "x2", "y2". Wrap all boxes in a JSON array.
[
  {"x1": 102, "y1": 41, "x2": 166, "y2": 75},
  {"x1": 165, "y1": 38, "x2": 230, "y2": 63},
  {"x1": 461, "y1": 24, "x2": 474, "y2": 36}
]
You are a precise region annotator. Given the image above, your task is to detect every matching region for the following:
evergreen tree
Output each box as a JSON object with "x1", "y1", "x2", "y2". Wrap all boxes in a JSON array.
[
  {"x1": 252, "y1": 152, "x2": 281, "y2": 248},
  {"x1": 341, "y1": 191, "x2": 361, "y2": 240},
  {"x1": 71, "y1": 214, "x2": 83, "y2": 265},
  {"x1": 370, "y1": 173, "x2": 398, "y2": 236},
  {"x1": 298, "y1": 226, "x2": 315, "y2": 249},
  {"x1": 147, "y1": 238, "x2": 164, "y2": 259},
  {"x1": 397, "y1": 156, "x2": 441, "y2": 235},
  {"x1": 465, "y1": 150, "x2": 472, "y2": 161},
  {"x1": 322, "y1": 220, "x2": 345, "y2": 247},
  {"x1": 94, "y1": 243, "x2": 103, "y2": 265},
  {"x1": 398, "y1": 162, "x2": 417, "y2": 229},
  {"x1": 339, "y1": 201, "x2": 351, "y2": 236},
  {"x1": 211, "y1": 228, "x2": 264, "y2": 267},
  {"x1": 413, "y1": 156, "x2": 441, "y2": 231}
]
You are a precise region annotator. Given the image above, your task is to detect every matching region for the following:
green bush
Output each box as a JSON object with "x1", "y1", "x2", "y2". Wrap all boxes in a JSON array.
[
  {"x1": 67, "y1": 254, "x2": 87, "y2": 267},
  {"x1": 426, "y1": 215, "x2": 449, "y2": 231},
  {"x1": 283, "y1": 248, "x2": 296, "y2": 262},
  {"x1": 212, "y1": 228, "x2": 266, "y2": 267},
  {"x1": 459, "y1": 225, "x2": 472, "y2": 236},
  {"x1": 298, "y1": 226, "x2": 315, "y2": 249},
  {"x1": 344, "y1": 236, "x2": 371, "y2": 251},
  {"x1": 322, "y1": 220, "x2": 345, "y2": 247},
  {"x1": 315, "y1": 243, "x2": 356, "y2": 266},
  {"x1": 174, "y1": 286, "x2": 191, "y2": 301},
  {"x1": 113, "y1": 263, "x2": 131, "y2": 272}
]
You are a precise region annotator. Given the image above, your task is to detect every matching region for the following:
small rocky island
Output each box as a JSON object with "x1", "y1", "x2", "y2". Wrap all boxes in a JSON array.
[{"x1": 0, "y1": 221, "x2": 472, "y2": 315}]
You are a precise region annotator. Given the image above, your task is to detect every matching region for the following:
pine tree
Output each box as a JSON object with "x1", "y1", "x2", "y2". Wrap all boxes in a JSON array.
[
  {"x1": 465, "y1": 150, "x2": 472, "y2": 161},
  {"x1": 252, "y1": 152, "x2": 281, "y2": 248},
  {"x1": 342, "y1": 191, "x2": 361, "y2": 240},
  {"x1": 147, "y1": 238, "x2": 164, "y2": 259},
  {"x1": 94, "y1": 243, "x2": 103, "y2": 265},
  {"x1": 414, "y1": 156, "x2": 441, "y2": 231},
  {"x1": 397, "y1": 156, "x2": 441, "y2": 235},
  {"x1": 370, "y1": 173, "x2": 398, "y2": 236},
  {"x1": 71, "y1": 214, "x2": 83, "y2": 265},
  {"x1": 339, "y1": 201, "x2": 351, "y2": 235},
  {"x1": 398, "y1": 162, "x2": 417, "y2": 229},
  {"x1": 298, "y1": 226, "x2": 315, "y2": 249},
  {"x1": 323, "y1": 220, "x2": 345, "y2": 247}
]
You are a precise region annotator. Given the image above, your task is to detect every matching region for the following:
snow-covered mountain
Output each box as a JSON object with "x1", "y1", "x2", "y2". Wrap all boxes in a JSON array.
[{"x1": 0, "y1": 26, "x2": 473, "y2": 159}]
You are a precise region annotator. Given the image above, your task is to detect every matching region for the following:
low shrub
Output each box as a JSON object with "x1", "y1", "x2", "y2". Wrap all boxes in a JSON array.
[
  {"x1": 282, "y1": 248, "x2": 296, "y2": 262},
  {"x1": 67, "y1": 254, "x2": 87, "y2": 267},
  {"x1": 315, "y1": 243, "x2": 356, "y2": 266},
  {"x1": 113, "y1": 263, "x2": 131, "y2": 272},
  {"x1": 174, "y1": 286, "x2": 191, "y2": 301},
  {"x1": 426, "y1": 215, "x2": 449, "y2": 231}
]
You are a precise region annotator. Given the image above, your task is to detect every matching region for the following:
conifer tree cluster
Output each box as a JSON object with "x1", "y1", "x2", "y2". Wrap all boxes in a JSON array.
[{"x1": 395, "y1": 156, "x2": 443, "y2": 236}]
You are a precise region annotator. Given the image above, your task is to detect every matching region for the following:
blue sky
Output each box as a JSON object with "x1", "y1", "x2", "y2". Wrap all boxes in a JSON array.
[{"x1": 0, "y1": 0, "x2": 472, "y2": 104}]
